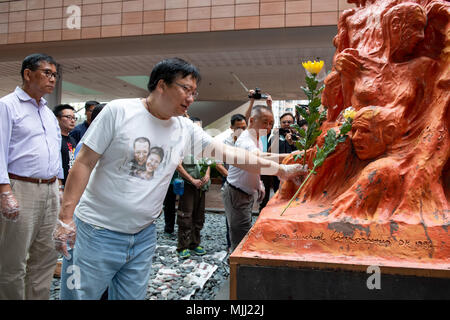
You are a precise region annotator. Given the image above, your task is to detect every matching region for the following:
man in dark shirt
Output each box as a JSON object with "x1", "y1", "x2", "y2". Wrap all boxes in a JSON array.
[
  {"x1": 269, "y1": 112, "x2": 300, "y2": 192},
  {"x1": 69, "y1": 100, "x2": 98, "y2": 144},
  {"x1": 54, "y1": 104, "x2": 77, "y2": 186}
]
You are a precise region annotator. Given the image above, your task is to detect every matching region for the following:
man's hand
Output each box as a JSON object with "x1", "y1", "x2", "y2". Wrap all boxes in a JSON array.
[
  {"x1": 248, "y1": 89, "x2": 255, "y2": 101},
  {"x1": 201, "y1": 174, "x2": 210, "y2": 187},
  {"x1": 191, "y1": 178, "x2": 203, "y2": 189},
  {"x1": 278, "y1": 164, "x2": 308, "y2": 181},
  {"x1": 59, "y1": 188, "x2": 64, "y2": 206},
  {"x1": 285, "y1": 132, "x2": 294, "y2": 145},
  {"x1": 266, "y1": 94, "x2": 273, "y2": 108},
  {"x1": 257, "y1": 181, "x2": 266, "y2": 203},
  {"x1": 53, "y1": 219, "x2": 76, "y2": 259},
  {"x1": 1, "y1": 191, "x2": 19, "y2": 221}
]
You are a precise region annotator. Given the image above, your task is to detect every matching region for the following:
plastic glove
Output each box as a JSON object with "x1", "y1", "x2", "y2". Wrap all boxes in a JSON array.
[
  {"x1": 53, "y1": 219, "x2": 76, "y2": 260},
  {"x1": 59, "y1": 189, "x2": 64, "y2": 206},
  {"x1": 257, "y1": 181, "x2": 266, "y2": 203},
  {"x1": 1, "y1": 191, "x2": 20, "y2": 221},
  {"x1": 278, "y1": 164, "x2": 308, "y2": 181}
]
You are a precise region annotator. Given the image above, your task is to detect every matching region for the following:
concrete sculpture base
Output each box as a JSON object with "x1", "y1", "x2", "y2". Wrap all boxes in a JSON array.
[
  {"x1": 229, "y1": 204, "x2": 450, "y2": 299},
  {"x1": 230, "y1": 257, "x2": 450, "y2": 299}
]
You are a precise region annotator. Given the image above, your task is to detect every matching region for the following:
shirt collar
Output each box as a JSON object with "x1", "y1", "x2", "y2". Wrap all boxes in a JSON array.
[{"x1": 15, "y1": 86, "x2": 48, "y2": 108}]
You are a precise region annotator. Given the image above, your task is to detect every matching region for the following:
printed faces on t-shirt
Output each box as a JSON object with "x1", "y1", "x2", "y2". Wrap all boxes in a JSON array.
[{"x1": 126, "y1": 136, "x2": 169, "y2": 181}]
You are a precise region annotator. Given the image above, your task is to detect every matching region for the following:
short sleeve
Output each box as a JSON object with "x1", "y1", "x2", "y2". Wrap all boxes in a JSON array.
[{"x1": 82, "y1": 103, "x2": 116, "y2": 155}]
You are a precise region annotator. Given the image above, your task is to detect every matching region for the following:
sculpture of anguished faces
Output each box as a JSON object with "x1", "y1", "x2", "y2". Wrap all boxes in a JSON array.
[
  {"x1": 382, "y1": 3, "x2": 427, "y2": 61},
  {"x1": 351, "y1": 106, "x2": 402, "y2": 160}
]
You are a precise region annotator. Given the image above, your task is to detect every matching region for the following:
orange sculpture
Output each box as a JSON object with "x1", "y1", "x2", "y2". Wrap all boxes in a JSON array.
[{"x1": 233, "y1": 0, "x2": 449, "y2": 269}]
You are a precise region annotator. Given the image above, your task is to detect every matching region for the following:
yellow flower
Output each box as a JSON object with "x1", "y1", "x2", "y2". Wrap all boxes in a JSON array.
[
  {"x1": 302, "y1": 60, "x2": 324, "y2": 75},
  {"x1": 343, "y1": 107, "x2": 356, "y2": 120}
]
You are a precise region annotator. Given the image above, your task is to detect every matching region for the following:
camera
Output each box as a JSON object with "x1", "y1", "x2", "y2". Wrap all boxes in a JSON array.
[
  {"x1": 248, "y1": 88, "x2": 268, "y2": 100},
  {"x1": 279, "y1": 128, "x2": 300, "y2": 141}
]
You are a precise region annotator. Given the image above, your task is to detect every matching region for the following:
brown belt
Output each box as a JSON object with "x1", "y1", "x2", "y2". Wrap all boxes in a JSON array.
[{"x1": 8, "y1": 173, "x2": 57, "y2": 184}]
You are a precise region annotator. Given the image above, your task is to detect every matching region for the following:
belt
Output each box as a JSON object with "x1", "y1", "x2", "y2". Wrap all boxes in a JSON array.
[
  {"x1": 9, "y1": 173, "x2": 57, "y2": 184},
  {"x1": 226, "y1": 181, "x2": 251, "y2": 196}
]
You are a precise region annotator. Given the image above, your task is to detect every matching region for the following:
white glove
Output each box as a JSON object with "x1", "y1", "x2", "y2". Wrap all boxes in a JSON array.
[{"x1": 278, "y1": 164, "x2": 308, "y2": 181}]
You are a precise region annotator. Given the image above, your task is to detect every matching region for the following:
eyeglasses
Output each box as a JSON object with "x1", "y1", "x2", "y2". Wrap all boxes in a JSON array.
[
  {"x1": 174, "y1": 82, "x2": 199, "y2": 99},
  {"x1": 281, "y1": 120, "x2": 293, "y2": 124},
  {"x1": 60, "y1": 115, "x2": 77, "y2": 121},
  {"x1": 37, "y1": 68, "x2": 59, "y2": 80}
]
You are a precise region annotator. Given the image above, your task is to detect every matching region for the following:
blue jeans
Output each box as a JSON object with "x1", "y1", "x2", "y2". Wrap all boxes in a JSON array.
[{"x1": 60, "y1": 216, "x2": 156, "y2": 300}]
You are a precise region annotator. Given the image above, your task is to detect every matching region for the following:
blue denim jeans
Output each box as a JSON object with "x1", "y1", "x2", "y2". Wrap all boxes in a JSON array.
[{"x1": 60, "y1": 216, "x2": 156, "y2": 300}]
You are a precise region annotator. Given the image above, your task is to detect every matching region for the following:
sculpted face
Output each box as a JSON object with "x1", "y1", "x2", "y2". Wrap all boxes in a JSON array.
[
  {"x1": 351, "y1": 114, "x2": 387, "y2": 160},
  {"x1": 388, "y1": 4, "x2": 427, "y2": 59}
]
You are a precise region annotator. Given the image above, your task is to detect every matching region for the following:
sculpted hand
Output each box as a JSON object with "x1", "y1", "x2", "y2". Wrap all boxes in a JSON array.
[
  {"x1": 335, "y1": 49, "x2": 361, "y2": 78},
  {"x1": 53, "y1": 219, "x2": 76, "y2": 260},
  {"x1": 1, "y1": 191, "x2": 20, "y2": 221}
]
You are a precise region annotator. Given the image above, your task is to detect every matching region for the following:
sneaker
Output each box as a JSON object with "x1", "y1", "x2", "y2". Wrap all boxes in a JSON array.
[
  {"x1": 178, "y1": 249, "x2": 191, "y2": 259},
  {"x1": 192, "y1": 246, "x2": 206, "y2": 256}
]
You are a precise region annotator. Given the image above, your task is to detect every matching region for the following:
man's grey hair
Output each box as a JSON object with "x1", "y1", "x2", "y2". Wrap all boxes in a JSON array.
[{"x1": 250, "y1": 105, "x2": 272, "y2": 118}]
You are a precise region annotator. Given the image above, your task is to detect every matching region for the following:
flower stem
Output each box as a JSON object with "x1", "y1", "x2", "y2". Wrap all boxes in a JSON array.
[{"x1": 280, "y1": 166, "x2": 317, "y2": 216}]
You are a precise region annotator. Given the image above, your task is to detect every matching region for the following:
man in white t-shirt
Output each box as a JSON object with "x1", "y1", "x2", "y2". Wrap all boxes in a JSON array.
[
  {"x1": 53, "y1": 58, "x2": 307, "y2": 300},
  {"x1": 223, "y1": 105, "x2": 294, "y2": 251}
]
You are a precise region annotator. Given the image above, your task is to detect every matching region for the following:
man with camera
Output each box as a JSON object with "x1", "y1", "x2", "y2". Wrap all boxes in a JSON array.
[
  {"x1": 278, "y1": 113, "x2": 299, "y2": 153},
  {"x1": 269, "y1": 112, "x2": 300, "y2": 192},
  {"x1": 244, "y1": 89, "x2": 274, "y2": 213}
]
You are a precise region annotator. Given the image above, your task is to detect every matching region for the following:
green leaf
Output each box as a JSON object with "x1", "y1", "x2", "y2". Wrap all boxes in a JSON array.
[
  {"x1": 305, "y1": 75, "x2": 318, "y2": 91},
  {"x1": 317, "y1": 85, "x2": 325, "y2": 95},
  {"x1": 296, "y1": 138, "x2": 306, "y2": 149},
  {"x1": 292, "y1": 126, "x2": 306, "y2": 138},
  {"x1": 296, "y1": 105, "x2": 309, "y2": 120},
  {"x1": 301, "y1": 87, "x2": 312, "y2": 100},
  {"x1": 319, "y1": 110, "x2": 327, "y2": 123},
  {"x1": 339, "y1": 118, "x2": 353, "y2": 136},
  {"x1": 309, "y1": 97, "x2": 321, "y2": 109}
]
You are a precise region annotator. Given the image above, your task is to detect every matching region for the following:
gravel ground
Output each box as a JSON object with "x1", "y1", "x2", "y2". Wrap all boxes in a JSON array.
[{"x1": 50, "y1": 212, "x2": 256, "y2": 300}]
